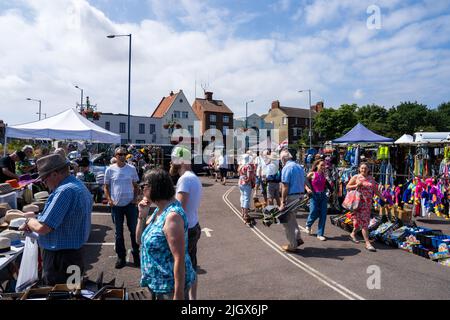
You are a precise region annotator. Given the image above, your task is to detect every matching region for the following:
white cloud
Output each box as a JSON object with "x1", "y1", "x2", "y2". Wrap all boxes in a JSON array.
[{"x1": 353, "y1": 89, "x2": 364, "y2": 99}]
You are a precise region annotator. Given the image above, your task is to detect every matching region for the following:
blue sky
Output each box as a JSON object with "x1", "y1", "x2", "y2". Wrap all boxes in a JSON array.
[{"x1": 1, "y1": 0, "x2": 449, "y2": 125}]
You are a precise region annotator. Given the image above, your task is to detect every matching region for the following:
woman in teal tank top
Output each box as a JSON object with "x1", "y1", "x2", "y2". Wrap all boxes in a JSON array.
[{"x1": 136, "y1": 169, "x2": 196, "y2": 300}]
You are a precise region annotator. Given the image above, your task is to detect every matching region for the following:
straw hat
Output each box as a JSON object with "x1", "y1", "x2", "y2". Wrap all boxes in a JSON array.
[
  {"x1": 5, "y1": 210, "x2": 25, "y2": 223},
  {"x1": 34, "y1": 191, "x2": 49, "y2": 201},
  {"x1": 0, "y1": 230, "x2": 22, "y2": 245},
  {"x1": 23, "y1": 204, "x2": 39, "y2": 213},
  {"x1": 32, "y1": 202, "x2": 46, "y2": 212},
  {"x1": 9, "y1": 218, "x2": 26, "y2": 231},
  {"x1": 0, "y1": 237, "x2": 14, "y2": 255}
]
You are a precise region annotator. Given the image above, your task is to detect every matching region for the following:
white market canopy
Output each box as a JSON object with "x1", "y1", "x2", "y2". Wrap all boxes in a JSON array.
[
  {"x1": 414, "y1": 132, "x2": 450, "y2": 144},
  {"x1": 5, "y1": 108, "x2": 121, "y2": 143},
  {"x1": 394, "y1": 134, "x2": 414, "y2": 145}
]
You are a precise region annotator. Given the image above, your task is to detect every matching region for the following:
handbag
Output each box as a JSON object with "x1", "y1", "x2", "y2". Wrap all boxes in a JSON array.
[{"x1": 342, "y1": 188, "x2": 362, "y2": 211}]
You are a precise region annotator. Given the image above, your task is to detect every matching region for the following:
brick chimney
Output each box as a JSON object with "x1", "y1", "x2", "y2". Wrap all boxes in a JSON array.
[
  {"x1": 271, "y1": 100, "x2": 280, "y2": 109},
  {"x1": 205, "y1": 91, "x2": 213, "y2": 101},
  {"x1": 170, "y1": 91, "x2": 174, "y2": 96}
]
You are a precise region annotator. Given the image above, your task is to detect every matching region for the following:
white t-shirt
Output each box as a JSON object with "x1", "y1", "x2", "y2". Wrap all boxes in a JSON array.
[
  {"x1": 176, "y1": 171, "x2": 202, "y2": 229},
  {"x1": 218, "y1": 155, "x2": 228, "y2": 169},
  {"x1": 104, "y1": 163, "x2": 139, "y2": 207},
  {"x1": 254, "y1": 156, "x2": 266, "y2": 177}
]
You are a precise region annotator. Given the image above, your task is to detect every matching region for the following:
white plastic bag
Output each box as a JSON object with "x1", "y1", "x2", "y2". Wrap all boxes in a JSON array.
[{"x1": 15, "y1": 236, "x2": 39, "y2": 292}]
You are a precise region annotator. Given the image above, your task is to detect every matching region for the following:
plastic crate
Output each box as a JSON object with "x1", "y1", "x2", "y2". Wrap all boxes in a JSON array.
[
  {"x1": 0, "y1": 191, "x2": 17, "y2": 209},
  {"x1": 431, "y1": 235, "x2": 450, "y2": 249},
  {"x1": 416, "y1": 230, "x2": 443, "y2": 248}
]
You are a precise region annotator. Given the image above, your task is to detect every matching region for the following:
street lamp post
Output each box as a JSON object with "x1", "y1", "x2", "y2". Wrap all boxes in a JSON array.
[
  {"x1": 107, "y1": 33, "x2": 132, "y2": 144},
  {"x1": 26, "y1": 98, "x2": 42, "y2": 120},
  {"x1": 75, "y1": 85, "x2": 84, "y2": 110},
  {"x1": 298, "y1": 89, "x2": 312, "y2": 150},
  {"x1": 245, "y1": 100, "x2": 254, "y2": 151}
]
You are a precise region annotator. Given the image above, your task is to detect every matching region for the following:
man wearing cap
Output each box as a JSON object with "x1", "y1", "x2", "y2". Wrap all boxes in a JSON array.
[
  {"x1": 103, "y1": 146, "x2": 140, "y2": 269},
  {"x1": 0, "y1": 150, "x2": 25, "y2": 183},
  {"x1": 168, "y1": 145, "x2": 202, "y2": 300},
  {"x1": 19, "y1": 154, "x2": 92, "y2": 286},
  {"x1": 279, "y1": 150, "x2": 305, "y2": 252}
]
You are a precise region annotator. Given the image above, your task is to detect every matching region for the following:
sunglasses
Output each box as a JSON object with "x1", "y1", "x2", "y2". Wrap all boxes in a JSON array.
[
  {"x1": 140, "y1": 184, "x2": 149, "y2": 190},
  {"x1": 116, "y1": 153, "x2": 127, "y2": 156}
]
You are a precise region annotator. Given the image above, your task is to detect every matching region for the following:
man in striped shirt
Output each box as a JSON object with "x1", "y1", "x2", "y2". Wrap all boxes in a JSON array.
[{"x1": 20, "y1": 154, "x2": 92, "y2": 286}]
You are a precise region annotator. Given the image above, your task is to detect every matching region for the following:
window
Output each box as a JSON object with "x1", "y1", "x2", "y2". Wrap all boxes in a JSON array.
[
  {"x1": 139, "y1": 123, "x2": 145, "y2": 134},
  {"x1": 223, "y1": 125, "x2": 229, "y2": 134},
  {"x1": 136, "y1": 140, "x2": 145, "y2": 144},
  {"x1": 188, "y1": 125, "x2": 194, "y2": 135},
  {"x1": 223, "y1": 115, "x2": 229, "y2": 123},
  {"x1": 173, "y1": 111, "x2": 181, "y2": 118},
  {"x1": 120, "y1": 122, "x2": 126, "y2": 133},
  {"x1": 121, "y1": 139, "x2": 128, "y2": 144},
  {"x1": 151, "y1": 135, "x2": 156, "y2": 143},
  {"x1": 282, "y1": 117, "x2": 287, "y2": 125},
  {"x1": 149, "y1": 124, "x2": 155, "y2": 134},
  {"x1": 293, "y1": 128, "x2": 302, "y2": 137},
  {"x1": 182, "y1": 111, "x2": 189, "y2": 119},
  {"x1": 105, "y1": 121, "x2": 110, "y2": 130},
  {"x1": 210, "y1": 114, "x2": 216, "y2": 122}
]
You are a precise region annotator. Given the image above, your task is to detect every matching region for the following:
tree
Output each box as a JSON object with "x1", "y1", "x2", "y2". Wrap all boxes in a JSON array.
[
  {"x1": 436, "y1": 102, "x2": 450, "y2": 131},
  {"x1": 386, "y1": 101, "x2": 430, "y2": 138},
  {"x1": 356, "y1": 104, "x2": 389, "y2": 135}
]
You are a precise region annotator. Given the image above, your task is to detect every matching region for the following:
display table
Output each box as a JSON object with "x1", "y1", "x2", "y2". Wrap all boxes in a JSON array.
[{"x1": 0, "y1": 242, "x2": 24, "y2": 272}]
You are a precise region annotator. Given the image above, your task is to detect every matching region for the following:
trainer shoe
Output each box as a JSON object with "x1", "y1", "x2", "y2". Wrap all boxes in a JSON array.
[
  {"x1": 317, "y1": 235, "x2": 326, "y2": 241},
  {"x1": 305, "y1": 226, "x2": 312, "y2": 235}
]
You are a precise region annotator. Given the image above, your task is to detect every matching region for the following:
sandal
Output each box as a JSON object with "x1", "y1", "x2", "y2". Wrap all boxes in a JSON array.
[
  {"x1": 349, "y1": 234, "x2": 360, "y2": 244},
  {"x1": 365, "y1": 244, "x2": 377, "y2": 252}
]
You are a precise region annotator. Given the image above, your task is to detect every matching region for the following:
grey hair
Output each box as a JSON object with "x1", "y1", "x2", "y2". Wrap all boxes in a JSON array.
[{"x1": 114, "y1": 147, "x2": 127, "y2": 155}]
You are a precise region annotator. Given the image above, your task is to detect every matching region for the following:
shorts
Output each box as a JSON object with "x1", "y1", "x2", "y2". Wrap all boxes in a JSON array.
[
  {"x1": 188, "y1": 223, "x2": 201, "y2": 271},
  {"x1": 239, "y1": 184, "x2": 252, "y2": 209},
  {"x1": 267, "y1": 182, "x2": 280, "y2": 199}
]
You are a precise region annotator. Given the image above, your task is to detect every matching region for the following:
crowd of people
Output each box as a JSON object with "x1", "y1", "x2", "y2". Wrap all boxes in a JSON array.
[
  {"x1": 1, "y1": 140, "x2": 389, "y2": 300},
  {"x1": 232, "y1": 148, "x2": 388, "y2": 253}
]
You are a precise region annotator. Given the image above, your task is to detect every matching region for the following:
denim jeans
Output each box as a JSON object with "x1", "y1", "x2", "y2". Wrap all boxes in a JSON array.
[
  {"x1": 111, "y1": 203, "x2": 139, "y2": 259},
  {"x1": 239, "y1": 184, "x2": 252, "y2": 209},
  {"x1": 306, "y1": 192, "x2": 328, "y2": 236}
]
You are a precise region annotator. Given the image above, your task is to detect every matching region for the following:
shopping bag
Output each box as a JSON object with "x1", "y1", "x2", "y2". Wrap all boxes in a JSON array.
[
  {"x1": 342, "y1": 189, "x2": 362, "y2": 211},
  {"x1": 15, "y1": 236, "x2": 39, "y2": 292}
]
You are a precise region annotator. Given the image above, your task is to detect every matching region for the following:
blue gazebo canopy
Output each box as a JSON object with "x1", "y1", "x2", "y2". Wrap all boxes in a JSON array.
[{"x1": 333, "y1": 123, "x2": 393, "y2": 143}]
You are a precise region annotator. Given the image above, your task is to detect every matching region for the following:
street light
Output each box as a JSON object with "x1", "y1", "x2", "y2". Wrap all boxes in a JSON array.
[
  {"x1": 245, "y1": 99, "x2": 254, "y2": 129},
  {"x1": 245, "y1": 100, "x2": 254, "y2": 151},
  {"x1": 298, "y1": 89, "x2": 312, "y2": 150},
  {"x1": 75, "y1": 85, "x2": 84, "y2": 111},
  {"x1": 26, "y1": 98, "x2": 42, "y2": 120},
  {"x1": 107, "y1": 33, "x2": 132, "y2": 144}
]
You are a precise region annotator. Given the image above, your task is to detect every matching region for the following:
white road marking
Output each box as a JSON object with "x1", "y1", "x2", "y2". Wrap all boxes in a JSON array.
[
  {"x1": 201, "y1": 228, "x2": 213, "y2": 237},
  {"x1": 84, "y1": 242, "x2": 115, "y2": 246},
  {"x1": 223, "y1": 186, "x2": 365, "y2": 301},
  {"x1": 92, "y1": 213, "x2": 111, "y2": 216}
]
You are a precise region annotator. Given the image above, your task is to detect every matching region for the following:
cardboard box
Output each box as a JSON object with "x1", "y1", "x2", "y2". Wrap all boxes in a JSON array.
[{"x1": 20, "y1": 287, "x2": 53, "y2": 300}]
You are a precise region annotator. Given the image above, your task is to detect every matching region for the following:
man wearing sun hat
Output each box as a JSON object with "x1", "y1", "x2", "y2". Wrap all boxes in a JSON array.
[
  {"x1": 168, "y1": 145, "x2": 202, "y2": 300},
  {"x1": 19, "y1": 153, "x2": 92, "y2": 286}
]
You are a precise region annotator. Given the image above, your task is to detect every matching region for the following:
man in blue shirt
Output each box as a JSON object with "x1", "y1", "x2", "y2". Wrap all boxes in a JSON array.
[
  {"x1": 20, "y1": 154, "x2": 92, "y2": 286},
  {"x1": 279, "y1": 150, "x2": 305, "y2": 252}
]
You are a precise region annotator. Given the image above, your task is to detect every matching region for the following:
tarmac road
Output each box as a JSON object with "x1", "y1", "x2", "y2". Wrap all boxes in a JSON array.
[{"x1": 82, "y1": 176, "x2": 450, "y2": 300}]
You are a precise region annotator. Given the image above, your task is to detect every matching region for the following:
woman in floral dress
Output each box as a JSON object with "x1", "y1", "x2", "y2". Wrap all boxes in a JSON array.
[{"x1": 346, "y1": 163, "x2": 386, "y2": 252}]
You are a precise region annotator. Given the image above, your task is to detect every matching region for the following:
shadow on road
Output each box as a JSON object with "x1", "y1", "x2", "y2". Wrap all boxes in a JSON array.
[
  {"x1": 202, "y1": 183, "x2": 214, "y2": 187},
  {"x1": 294, "y1": 247, "x2": 361, "y2": 260},
  {"x1": 83, "y1": 223, "x2": 112, "y2": 272},
  {"x1": 416, "y1": 218, "x2": 450, "y2": 225}
]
